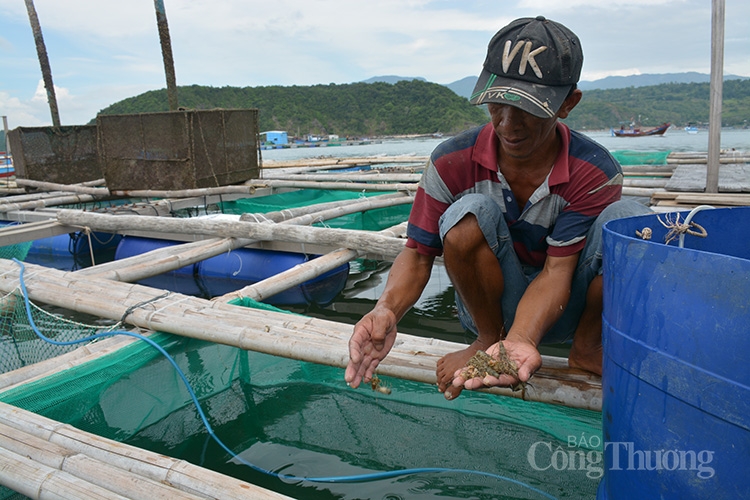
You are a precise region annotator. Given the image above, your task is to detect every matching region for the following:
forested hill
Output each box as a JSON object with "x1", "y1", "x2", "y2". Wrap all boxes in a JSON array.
[
  {"x1": 566, "y1": 79, "x2": 750, "y2": 130},
  {"x1": 96, "y1": 80, "x2": 489, "y2": 137},
  {"x1": 96, "y1": 78, "x2": 750, "y2": 136}
]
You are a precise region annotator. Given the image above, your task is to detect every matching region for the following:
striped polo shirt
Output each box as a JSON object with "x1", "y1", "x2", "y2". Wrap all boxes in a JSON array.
[{"x1": 406, "y1": 122, "x2": 623, "y2": 267}]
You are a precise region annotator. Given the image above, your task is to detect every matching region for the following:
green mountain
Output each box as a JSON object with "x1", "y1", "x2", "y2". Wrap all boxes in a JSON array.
[
  {"x1": 96, "y1": 78, "x2": 750, "y2": 136},
  {"x1": 96, "y1": 80, "x2": 489, "y2": 137},
  {"x1": 565, "y1": 79, "x2": 750, "y2": 130}
]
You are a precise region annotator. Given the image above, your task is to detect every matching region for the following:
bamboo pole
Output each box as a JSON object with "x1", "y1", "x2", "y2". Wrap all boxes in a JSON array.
[
  {"x1": 0, "y1": 219, "x2": 77, "y2": 246},
  {"x1": 24, "y1": 0, "x2": 60, "y2": 127},
  {"x1": 0, "y1": 260, "x2": 602, "y2": 411},
  {"x1": 75, "y1": 192, "x2": 412, "y2": 283},
  {"x1": 109, "y1": 184, "x2": 259, "y2": 198},
  {"x1": 253, "y1": 179, "x2": 419, "y2": 192},
  {"x1": 262, "y1": 173, "x2": 423, "y2": 183},
  {"x1": 0, "y1": 193, "x2": 99, "y2": 213},
  {"x1": 14, "y1": 178, "x2": 110, "y2": 196},
  {"x1": 218, "y1": 221, "x2": 409, "y2": 303},
  {"x1": 0, "y1": 423, "x2": 207, "y2": 500},
  {"x1": 219, "y1": 247, "x2": 359, "y2": 303},
  {"x1": 56, "y1": 210, "x2": 407, "y2": 260},
  {"x1": 621, "y1": 186, "x2": 663, "y2": 197},
  {"x1": 262, "y1": 155, "x2": 428, "y2": 169},
  {"x1": 706, "y1": 0, "x2": 725, "y2": 193},
  {"x1": 0, "y1": 403, "x2": 293, "y2": 500},
  {"x1": 75, "y1": 237, "x2": 249, "y2": 282},
  {"x1": 154, "y1": 0, "x2": 179, "y2": 111},
  {"x1": 240, "y1": 192, "x2": 409, "y2": 223}
]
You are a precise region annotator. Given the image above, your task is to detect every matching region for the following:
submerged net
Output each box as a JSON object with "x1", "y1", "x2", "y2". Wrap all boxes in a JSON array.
[
  {"x1": 610, "y1": 150, "x2": 671, "y2": 166},
  {"x1": 0, "y1": 223, "x2": 32, "y2": 262},
  {"x1": 0, "y1": 289, "x2": 118, "y2": 375},
  {"x1": 0, "y1": 290, "x2": 603, "y2": 500},
  {"x1": 220, "y1": 189, "x2": 412, "y2": 231}
]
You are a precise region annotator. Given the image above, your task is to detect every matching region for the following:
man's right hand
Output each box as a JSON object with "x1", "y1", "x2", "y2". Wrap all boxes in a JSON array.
[{"x1": 344, "y1": 307, "x2": 399, "y2": 388}]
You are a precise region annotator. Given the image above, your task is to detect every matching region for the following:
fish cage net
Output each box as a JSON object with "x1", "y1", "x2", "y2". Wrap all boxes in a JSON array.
[
  {"x1": 610, "y1": 149, "x2": 671, "y2": 166},
  {"x1": 0, "y1": 289, "x2": 117, "y2": 375},
  {"x1": 0, "y1": 293, "x2": 603, "y2": 500},
  {"x1": 0, "y1": 241, "x2": 31, "y2": 263},
  {"x1": 220, "y1": 189, "x2": 413, "y2": 231}
]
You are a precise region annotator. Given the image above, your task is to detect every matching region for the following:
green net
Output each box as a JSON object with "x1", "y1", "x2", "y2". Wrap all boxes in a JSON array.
[
  {"x1": 610, "y1": 150, "x2": 671, "y2": 166},
  {"x1": 0, "y1": 289, "x2": 119, "y2": 375},
  {"x1": 220, "y1": 189, "x2": 412, "y2": 231},
  {"x1": 0, "y1": 294, "x2": 603, "y2": 500},
  {"x1": 0, "y1": 223, "x2": 32, "y2": 262},
  {"x1": 0, "y1": 243, "x2": 31, "y2": 262}
]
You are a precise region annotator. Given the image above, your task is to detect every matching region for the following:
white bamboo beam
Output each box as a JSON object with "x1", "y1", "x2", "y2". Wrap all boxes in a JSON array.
[{"x1": 0, "y1": 402, "x2": 292, "y2": 499}]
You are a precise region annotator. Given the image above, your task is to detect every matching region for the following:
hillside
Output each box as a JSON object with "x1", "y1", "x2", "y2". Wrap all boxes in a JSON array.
[
  {"x1": 565, "y1": 79, "x2": 750, "y2": 130},
  {"x1": 97, "y1": 76, "x2": 750, "y2": 137},
  {"x1": 96, "y1": 80, "x2": 489, "y2": 138}
]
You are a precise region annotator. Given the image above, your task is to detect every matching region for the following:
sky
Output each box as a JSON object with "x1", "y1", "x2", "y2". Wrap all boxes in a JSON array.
[{"x1": 1, "y1": 0, "x2": 749, "y2": 128}]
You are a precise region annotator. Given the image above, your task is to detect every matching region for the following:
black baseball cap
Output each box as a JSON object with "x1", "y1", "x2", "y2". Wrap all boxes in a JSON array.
[{"x1": 469, "y1": 16, "x2": 583, "y2": 118}]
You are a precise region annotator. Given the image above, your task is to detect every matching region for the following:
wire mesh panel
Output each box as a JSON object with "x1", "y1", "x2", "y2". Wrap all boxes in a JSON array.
[
  {"x1": 7, "y1": 125, "x2": 100, "y2": 184},
  {"x1": 97, "y1": 109, "x2": 261, "y2": 190}
]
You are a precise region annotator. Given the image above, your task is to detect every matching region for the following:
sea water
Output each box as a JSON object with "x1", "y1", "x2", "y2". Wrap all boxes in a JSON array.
[{"x1": 261, "y1": 127, "x2": 750, "y2": 162}]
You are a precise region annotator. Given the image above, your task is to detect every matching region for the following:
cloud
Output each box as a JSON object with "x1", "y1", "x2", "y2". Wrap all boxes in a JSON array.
[{"x1": 2, "y1": 0, "x2": 749, "y2": 127}]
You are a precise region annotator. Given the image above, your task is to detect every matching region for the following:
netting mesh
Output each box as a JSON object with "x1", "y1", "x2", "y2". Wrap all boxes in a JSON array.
[
  {"x1": 0, "y1": 241, "x2": 31, "y2": 262},
  {"x1": 610, "y1": 149, "x2": 671, "y2": 166},
  {"x1": 220, "y1": 189, "x2": 412, "y2": 231},
  {"x1": 0, "y1": 289, "x2": 119, "y2": 375},
  {"x1": 0, "y1": 293, "x2": 603, "y2": 500}
]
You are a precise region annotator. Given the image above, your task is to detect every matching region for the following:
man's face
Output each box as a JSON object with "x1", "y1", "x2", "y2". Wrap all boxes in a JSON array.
[{"x1": 487, "y1": 102, "x2": 560, "y2": 161}]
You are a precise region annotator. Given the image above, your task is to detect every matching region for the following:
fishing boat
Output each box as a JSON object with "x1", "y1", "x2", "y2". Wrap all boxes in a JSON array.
[
  {"x1": 611, "y1": 122, "x2": 671, "y2": 137},
  {"x1": 0, "y1": 151, "x2": 12, "y2": 178}
]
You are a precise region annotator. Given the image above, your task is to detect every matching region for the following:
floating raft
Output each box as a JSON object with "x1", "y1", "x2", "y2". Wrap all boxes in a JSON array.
[{"x1": 0, "y1": 259, "x2": 602, "y2": 411}]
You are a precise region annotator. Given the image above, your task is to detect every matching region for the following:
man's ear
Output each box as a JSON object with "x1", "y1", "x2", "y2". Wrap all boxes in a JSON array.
[{"x1": 557, "y1": 89, "x2": 582, "y2": 119}]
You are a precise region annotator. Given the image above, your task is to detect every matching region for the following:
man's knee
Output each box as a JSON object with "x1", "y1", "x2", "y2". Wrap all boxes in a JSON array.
[
  {"x1": 599, "y1": 199, "x2": 652, "y2": 222},
  {"x1": 443, "y1": 213, "x2": 483, "y2": 254}
]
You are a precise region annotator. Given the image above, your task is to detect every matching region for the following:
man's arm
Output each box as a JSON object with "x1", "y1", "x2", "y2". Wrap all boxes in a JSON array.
[
  {"x1": 508, "y1": 253, "x2": 579, "y2": 347},
  {"x1": 345, "y1": 246, "x2": 435, "y2": 387}
]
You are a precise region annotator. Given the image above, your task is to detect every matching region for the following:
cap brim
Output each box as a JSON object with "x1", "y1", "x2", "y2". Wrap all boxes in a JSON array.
[{"x1": 469, "y1": 68, "x2": 572, "y2": 119}]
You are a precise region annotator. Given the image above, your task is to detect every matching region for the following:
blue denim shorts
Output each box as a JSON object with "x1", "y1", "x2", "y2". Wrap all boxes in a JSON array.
[{"x1": 438, "y1": 194, "x2": 650, "y2": 344}]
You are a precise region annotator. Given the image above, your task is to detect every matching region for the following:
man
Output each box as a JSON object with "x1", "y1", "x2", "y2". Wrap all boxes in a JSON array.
[{"x1": 345, "y1": 16, "x2": 649, "y2": 399}]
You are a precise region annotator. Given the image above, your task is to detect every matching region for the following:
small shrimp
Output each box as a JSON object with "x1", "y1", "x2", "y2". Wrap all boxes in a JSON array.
[{"x1": 370, "y1": 375, "x2": 392, "y2": 395}]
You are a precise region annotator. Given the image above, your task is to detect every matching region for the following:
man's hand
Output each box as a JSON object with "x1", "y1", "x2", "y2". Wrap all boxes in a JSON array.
[
  {"x1": 344, "y1": 307, "x2": 399, "y2": 388},
  {"x1": 452, "y1": 338, "x2": 542, "y2": 389}
]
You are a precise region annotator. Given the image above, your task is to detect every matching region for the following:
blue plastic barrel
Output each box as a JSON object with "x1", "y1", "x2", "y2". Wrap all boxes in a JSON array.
[
  {"x1": 599, "y1": 206, "x2": 750, "y2": 499},
  {"x1": 115, "y1": 236, "x2": 349, "y2": 306},
  {"x1": 24, "y1": 230, "x2": 121, "y2": 271}
]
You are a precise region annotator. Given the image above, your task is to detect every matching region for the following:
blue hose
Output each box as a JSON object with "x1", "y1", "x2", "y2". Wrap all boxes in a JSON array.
[{"x1": 11, "y1": 259, "x2": 556, "y2": 499}]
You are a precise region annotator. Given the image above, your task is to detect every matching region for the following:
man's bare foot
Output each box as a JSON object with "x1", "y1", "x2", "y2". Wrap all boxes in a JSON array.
[
  {"x1": 568, "y1": 341, "x2": 603, "y2": 375},
  {"x1": 436, "y1": 342, "x2": 487, "y2": 399}
]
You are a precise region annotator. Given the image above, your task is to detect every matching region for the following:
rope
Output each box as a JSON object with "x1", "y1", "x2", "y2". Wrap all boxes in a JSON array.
[{"x1": 10, "y1": 258, "x2": 556, "y2": 499}]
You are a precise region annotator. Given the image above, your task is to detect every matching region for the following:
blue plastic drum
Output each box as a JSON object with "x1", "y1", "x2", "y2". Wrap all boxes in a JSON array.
[
  {"x1": 115, "y1": 236, "x2": 349, "y2": 305},
  {"x1": 599, "y1": 206, "x2": 750, "y2": 499}
]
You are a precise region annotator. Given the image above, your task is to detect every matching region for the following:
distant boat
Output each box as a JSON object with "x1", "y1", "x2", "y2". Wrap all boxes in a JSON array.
[
  {"x1": 685, "y1": 125, "x2": 699, "y2": 134},
  {"x1": 611, "y1": 122, "x2": 671, "y2": 137},
  {"x1": 0, "y1": 151, "x2": 13, "y2": 178}
]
